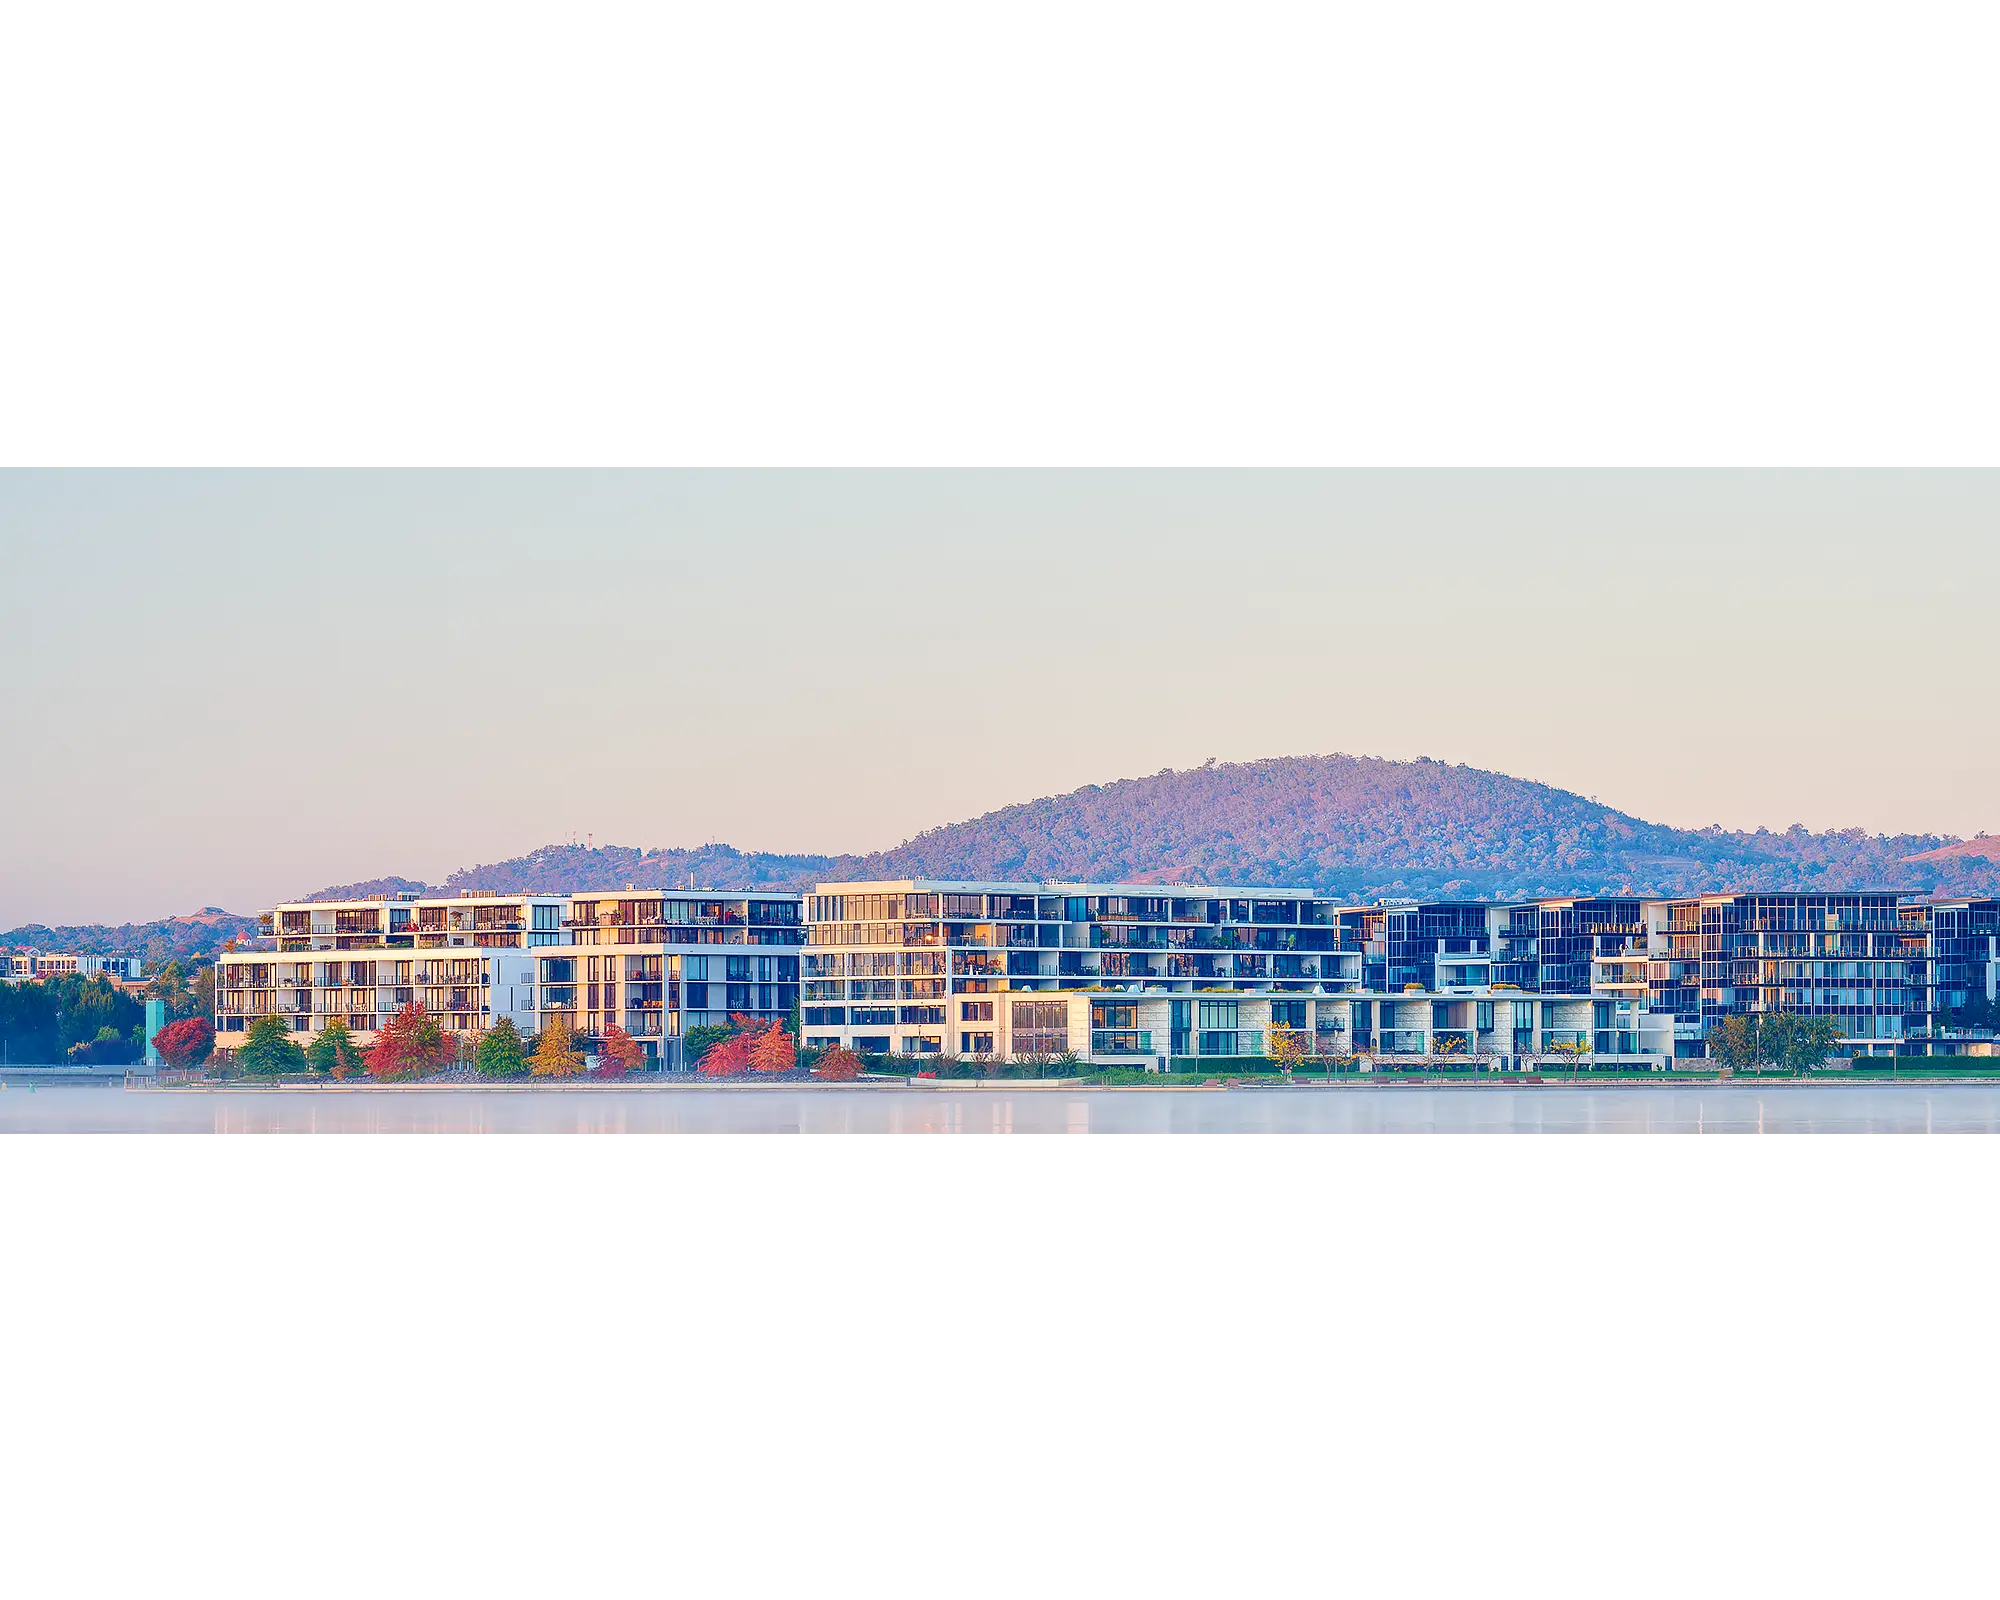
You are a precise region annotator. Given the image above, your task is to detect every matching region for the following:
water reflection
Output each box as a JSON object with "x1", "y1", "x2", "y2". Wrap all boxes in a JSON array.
[{"x1": 1, "y1": 1082, "x2": 1998, "y2": 1133}]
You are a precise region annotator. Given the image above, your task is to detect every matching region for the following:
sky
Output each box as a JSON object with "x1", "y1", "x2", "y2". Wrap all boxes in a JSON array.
[{"x1": 2, "y1": 470, "x2": 1996, "y2": 926}]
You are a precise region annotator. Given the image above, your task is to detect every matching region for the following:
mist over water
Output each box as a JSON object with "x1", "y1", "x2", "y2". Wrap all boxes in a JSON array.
[{"x1": 1, "y1": 1084, "x2": 1994, "y2": 1133}]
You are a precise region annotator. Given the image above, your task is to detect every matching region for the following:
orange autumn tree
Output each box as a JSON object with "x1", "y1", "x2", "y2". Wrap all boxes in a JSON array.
[
  {"x1": 531, "y1": 1014, "x2": 585, "y2": 1077},
  {"x1": 812, "y1": 1044, "x2": 862, "y2": 1082},
  {"x1": 367, "y1": 1002, "x2": 445, "y2": 1081},
  {"x1": 748, "y1": 1023, "x2": 795, "y2": 1076},
  {"x1": 596, "y1": 1023, "x2": 645, "y2": 1078},
  {"x1": 697, "y1": 1029, "x2": 756, "y2": 1077}
]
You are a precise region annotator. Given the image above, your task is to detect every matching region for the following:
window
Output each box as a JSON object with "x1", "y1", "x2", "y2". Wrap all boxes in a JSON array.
[
  {"x1": 684, "y1": 956, "x2": 708, "y2": 981},
  {"x1": 960, "y1": 1000, "x2": 994, "y2": 1022},
  {"x1": 1270, "y1": 1000, "x2": 1306, "y2": 1029},
  {"x1": 960, "y1": 1032, "x2": 995, "y2": 1054},
  {"x1": 899, "y1": 1005, "x2": 945, "y2": 1025},
  {"x1": 1197, "y1": 1000, "x2": 1238, "y2": 1030},
  {"x1": 1011, "y1": 1000, "x2": 1068, "y2": 1055}
]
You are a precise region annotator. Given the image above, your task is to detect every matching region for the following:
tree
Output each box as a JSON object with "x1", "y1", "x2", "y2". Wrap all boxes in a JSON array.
[
  {"x1": 748, "y1": 1024, "x2": 796, "y2": 1076},
  {"x1": 1545, "y1": 1035, "x2": 1591, "y2": 1081},
  {"x1": 596, "y1": 1023, "x2": 645, "y2": 1078},
  {"x1": 152, "y1": 1016, "x2": 215, "y2": 1070},
  {"x1": 367, "y1": 1002, "x2": 445, "y2": 1081},
  {"x1": 1708, "y1": 1015, "x2": 1761, "y2": 1072},
  {"x1": 683, "y1": 1022, "x2": 738, "y2": 1067},
  {"x1": 530, "y1": 1014, "x2": 584, "y2": 1077},
  {"x1": 237, "y1": 1014, "x2": 308, "y2": 1075},
  {"x1": 1769, "y1": 1014, "x2": 1842, "y2": 1074},
  {"x1": 69, "y1": 1024, "x2": 136, "y2": 1065},
  {"x1": 476, "y1": 1017, "x2": 529, "y2": 1079},
  {"x1": 1266, "y1": 1022, "x2": 1310, "y2": 1076},
  {"x1": 696, "y1": 1029, "x2": 755, "y2": 1077},
  {"x1": 812, "y1": 1044, "x2": 862, "y2": 1082},
  {"x1": 306, "y1": 1017, "x2": 365, "y2": 1078}
]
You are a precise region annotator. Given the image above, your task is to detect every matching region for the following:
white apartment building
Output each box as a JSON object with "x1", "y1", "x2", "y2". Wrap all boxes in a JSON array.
[
  {"x1": 536, "y1": 893, "x2": 803, "y2": 1062},
  {"x1": 215, "y1": 889, "x2": 804, "y2": 1067},
  {"x1": 5, "y1": 951, "x2": 144, "y2": 983},
  {"x1": 801, "y1": 880, "x2": 1674, "y2": 1069}
]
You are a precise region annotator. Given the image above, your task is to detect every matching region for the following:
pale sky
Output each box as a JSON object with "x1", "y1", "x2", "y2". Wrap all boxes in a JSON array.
[{"x1": 3, "y1": 471, "x2": 1995, "y2": 926}]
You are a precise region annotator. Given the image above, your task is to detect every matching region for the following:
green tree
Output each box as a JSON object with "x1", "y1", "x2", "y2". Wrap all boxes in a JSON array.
[
  {"x1": 306, "y1": 1017, "x2": 365, "y2": 1077},
  {"x1": 1769, "y1": 1014, "x2": 1841, "y2": 1074},
  {"x1": 237, "y1": 1014, "x2": 308, "y2": 1076},
  {"x1": 476, "y1": 1017, "x2": 529, "y2": 1078},
  {"x1": 1708, "y1": 1015, "x2": 1762, "y2": 1071}
]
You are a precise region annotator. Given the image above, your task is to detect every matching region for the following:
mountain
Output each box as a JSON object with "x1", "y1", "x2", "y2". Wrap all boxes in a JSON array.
[{"x1": 21, "y1": 754, "x2": 1999, "y2": 967}]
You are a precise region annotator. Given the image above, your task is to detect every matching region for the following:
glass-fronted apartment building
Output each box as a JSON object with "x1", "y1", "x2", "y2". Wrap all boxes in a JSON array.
[
  {"x1": 800, "y1": 880, "x2": 1670, "y2": 1068},
  {"x1": 217, "y1": 889, "x2": 803, "y2": 1066},
  {"x1": 209, "y1": 884, "x2": 2000, "y2": 1067},
  {"x1": 535, "y1": 893, "x2": 802, "y2": 1059}
]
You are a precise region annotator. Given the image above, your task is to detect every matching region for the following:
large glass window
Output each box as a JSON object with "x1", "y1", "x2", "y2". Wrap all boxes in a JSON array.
[
  {"x1": 1197, "y1": 1000, "x2": 1238, "y2": 1031},
  {"x1": 1011, "y1": 1000, "x2": 1068, "y2": 1055}
]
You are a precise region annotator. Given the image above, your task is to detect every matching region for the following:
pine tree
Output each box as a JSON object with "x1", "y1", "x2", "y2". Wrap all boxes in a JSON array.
[
  {"x1": 476, "y1": 1017, "x2": 529, "y2": 1078},
  {"x1": 237, "y1": 1014, "x2": 308, "y2": 1076},
  {"x1": 306, "y1": 1017, "x2": 364, "y2": 1078}
]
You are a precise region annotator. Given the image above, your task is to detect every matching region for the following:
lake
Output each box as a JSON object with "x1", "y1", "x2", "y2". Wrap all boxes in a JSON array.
[{"x1": 2, "y1": 1080, "x2": 1998, "y2": 1132}]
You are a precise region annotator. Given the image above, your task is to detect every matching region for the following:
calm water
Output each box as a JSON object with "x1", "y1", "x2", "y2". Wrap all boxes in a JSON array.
[{"x1": 1, "y1": 1081, "x2": 1998, "y2": 1132}]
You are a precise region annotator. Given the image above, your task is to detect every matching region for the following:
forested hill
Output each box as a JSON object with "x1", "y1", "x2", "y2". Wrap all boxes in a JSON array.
[
  {"x1": 826, "y1": 755, "x2": 1995, "y2": 898},
  {"x1": 0, "y1": 908, "x2": 261, "y2": 968},
  {"x1": 335, "y1": 755, "x2": 1999, "y2": 902}
]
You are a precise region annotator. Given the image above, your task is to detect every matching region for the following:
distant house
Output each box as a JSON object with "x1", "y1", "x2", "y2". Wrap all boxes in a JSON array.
[{"x1": 3, "y1": 950, "x2": 144, "y2": 984}]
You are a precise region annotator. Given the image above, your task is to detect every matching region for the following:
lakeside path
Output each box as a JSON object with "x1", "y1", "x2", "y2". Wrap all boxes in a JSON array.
[{"x1": 5, "y1": 1081, "x2": 2000, "y2": 1130}]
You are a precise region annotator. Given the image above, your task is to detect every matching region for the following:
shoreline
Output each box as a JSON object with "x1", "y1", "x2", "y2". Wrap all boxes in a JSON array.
[{"x1": 108, "y1": 1074, "x2": 2000, "y2": 1094}]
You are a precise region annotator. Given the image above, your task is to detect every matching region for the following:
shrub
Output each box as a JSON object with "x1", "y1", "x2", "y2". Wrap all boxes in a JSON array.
[{"x1": 812, "y1": 1045, "x2": 862, "y2": 1082}]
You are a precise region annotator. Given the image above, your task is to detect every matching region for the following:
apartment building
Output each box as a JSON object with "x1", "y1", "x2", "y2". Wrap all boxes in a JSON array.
[
  {"x1": 216, "y1": 889, "x2": 804, "y2": 1067},
  {"x1": 5, "y1": 951, "x2": 144, "y2": 983},
  {"x1": 267, "y1": 892, "x2": 572, "y2": 952},
  {"x1": 534, "y1": 892, "x2": 803, "y2": 1059},
  {"x1": 799, "y1": 881, "x2": 1671, "y2": 1068}
]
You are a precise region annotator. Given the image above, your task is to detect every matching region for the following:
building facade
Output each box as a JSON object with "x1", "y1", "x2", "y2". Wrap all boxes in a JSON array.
[
  {"x1": 204, "y1": 884, "x2": 2000, "y2": 1067},
  {"x1": 216, "y1": 889, "x2": 803, "y2": 1066},
  {"x1": 800, "y1": 881, "x2": 1673, "y2": 1069},
  {"x1": 5, "y1": 951, "x2": 144, "y2": 983}
]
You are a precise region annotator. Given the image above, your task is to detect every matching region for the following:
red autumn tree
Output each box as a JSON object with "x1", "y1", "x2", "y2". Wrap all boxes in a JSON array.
[
  {"x1": 748, "y1": 1023, "x2": 796, "y2": 1076},
  {"x1": 367, "y1": 1002, "x2": 445, "y2": 1080},
  {"x1": 812, "y1": 1044, "x2": 862, "y2": 1082},
  {"x1": 152, "y1": 1016, "x2": 215, "y2": 1070},
  {"x1": 697, "y1": 1030, "x2": 755, "y2": 1077},
  {"x1": 596, "y1": 1024, "x2": 645, "y2": 1078}
]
